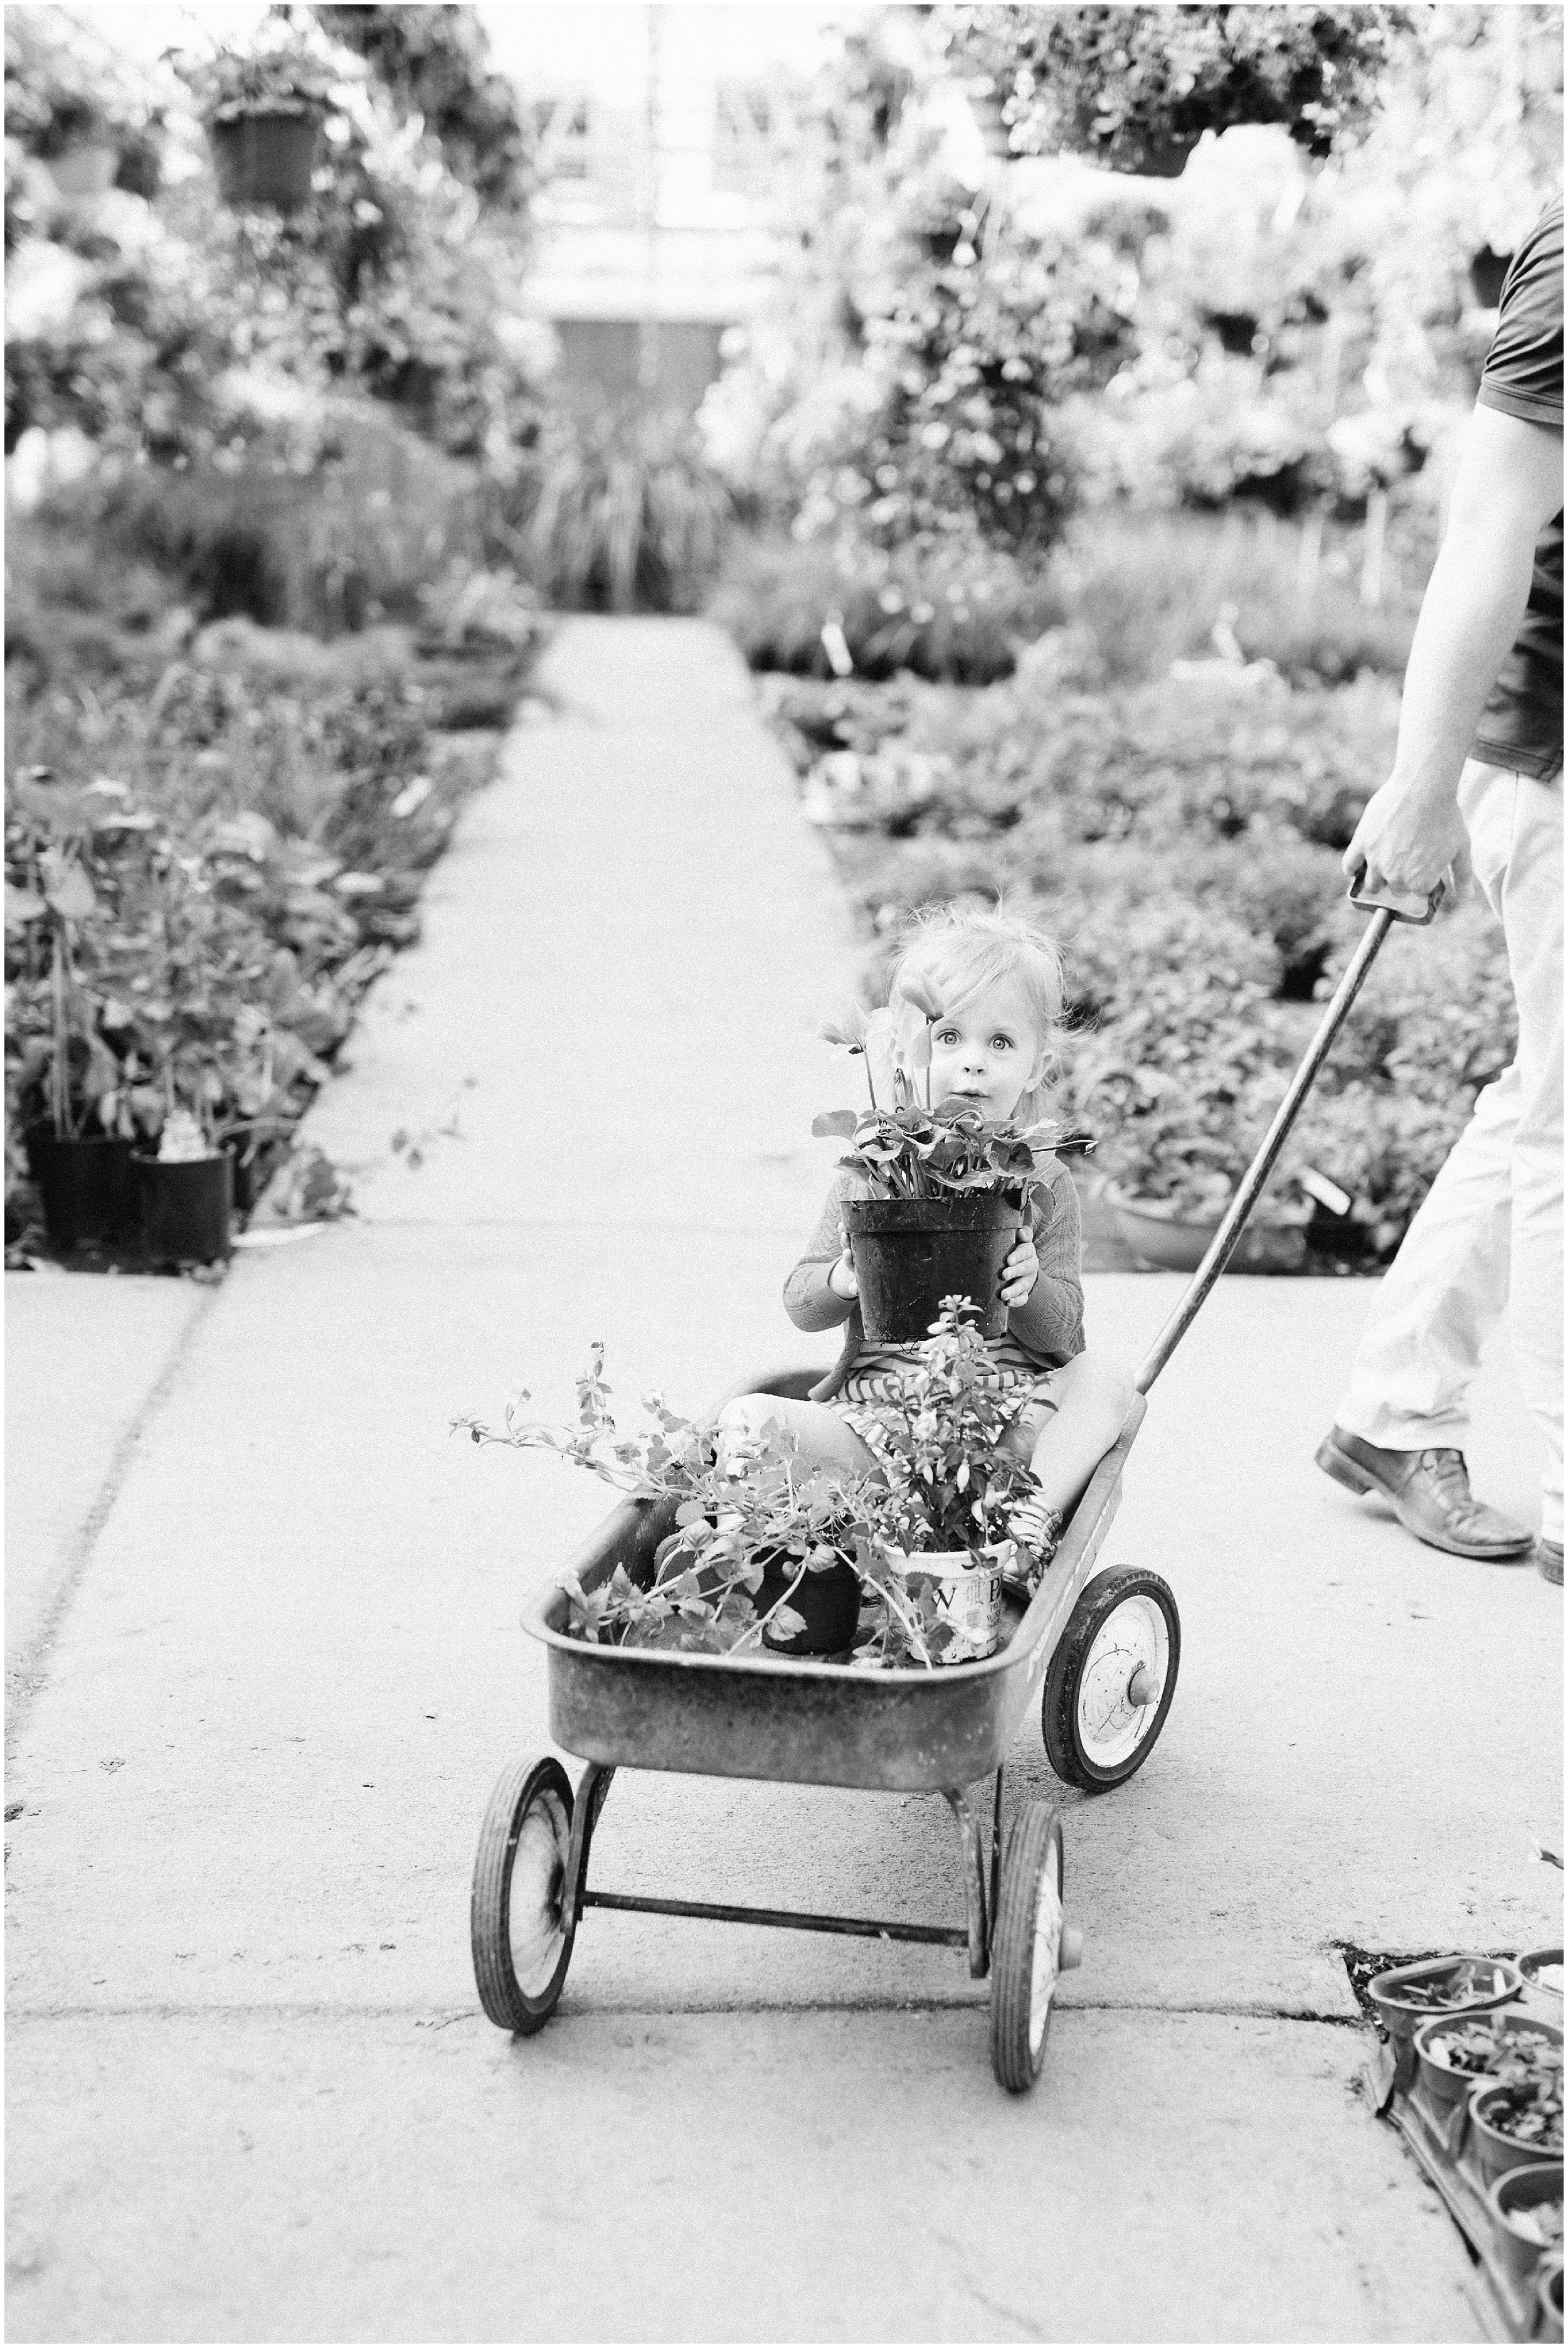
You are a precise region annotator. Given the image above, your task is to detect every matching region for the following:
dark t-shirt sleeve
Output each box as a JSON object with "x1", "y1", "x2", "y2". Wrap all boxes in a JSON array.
[{"x1": 1476, "y1": 200, "x2": 1563, "y2": 430}]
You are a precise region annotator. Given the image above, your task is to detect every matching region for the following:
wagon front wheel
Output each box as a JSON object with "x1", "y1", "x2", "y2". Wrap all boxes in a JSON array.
[
  {"x1": 472, "y1": 1754, "x2": 575, "y2": 2033},
  {"x1": 990, "y1": 1801, "x2": 1076, "y2": 2093},
  {"x1": 1044, "y1": 1567, "x2": 1180, "y2": 1793}
]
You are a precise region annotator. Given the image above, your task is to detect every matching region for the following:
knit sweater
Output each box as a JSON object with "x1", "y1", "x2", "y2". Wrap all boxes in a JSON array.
[{"x1": 784, "y1": 1160, "x2": 1086, "y2": 1403}]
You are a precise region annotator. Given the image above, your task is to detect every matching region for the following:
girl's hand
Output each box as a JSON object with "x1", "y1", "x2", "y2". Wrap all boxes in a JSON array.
[
  {"x1": 1000, "y1": 1231, "x2": 1039, "y2": 1309},
  {"x1": 827, "y1": 1225, "x2": 859, "y2": 1300}
]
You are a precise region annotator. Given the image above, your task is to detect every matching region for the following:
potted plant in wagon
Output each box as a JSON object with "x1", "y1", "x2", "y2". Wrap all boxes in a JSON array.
[
  {"x1": 457, "y1": 1304, "x2": 1056, "y2": 1670},
  {"x1": 175, "y1": 28, "x2": 341, "y2": 213},
  {"x1": 815, "y1": 994, "x2": 1091, "y2": 1344}
]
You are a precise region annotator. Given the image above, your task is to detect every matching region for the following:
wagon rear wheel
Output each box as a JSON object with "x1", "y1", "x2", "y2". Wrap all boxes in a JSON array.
[
  {"x1": 472, "y1": 1754, "x2": 575, "y2": 2033},
  {"x1": 1044, "y1": 1568, "x2": 1180, "y2": 1793},
  {"x1": 990, "y1": 1801, "x2": 1078, "y2": 2093}
]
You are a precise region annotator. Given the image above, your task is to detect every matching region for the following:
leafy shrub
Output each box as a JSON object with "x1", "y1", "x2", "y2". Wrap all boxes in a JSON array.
[
  {"x1": 762, "y1": 652, "x2": 1512, "y2": 1258},
  {"x1": 712, "y1": 531, "x2": 1064, "y2": 684},
  {"x1": 5, "y1": 608, "x2": 538, "y2": 1221},
  {"x1": 52, "y1": 405, "x2": 482, "y2": 636},
  {"x1": 502, "y1": 405, "x2": 733, "y2": 614},
  {"x1": 1051, "y1": 513, "x2": 1417, "y2": 687}
]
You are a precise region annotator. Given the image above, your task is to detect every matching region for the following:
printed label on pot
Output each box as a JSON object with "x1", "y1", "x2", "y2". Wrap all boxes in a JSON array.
[{"x1": 888, "y1": 1549, "x2": 1002, "y2": 1664}]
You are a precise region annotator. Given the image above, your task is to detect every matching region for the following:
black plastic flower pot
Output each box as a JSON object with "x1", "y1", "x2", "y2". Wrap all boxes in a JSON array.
[
  {"x1": 25, "y1": 1129, "x2": 139, "y2": 1248},
  {"x1": 134, "y1": 1153, "x2": 233, "y2": 1267},
  {"x1": 755, "y1": 1548, "x2": 862, "y2": 1657},
  {"x1": 206, "y1": 111, "x2": 321, "y2": 211},
  {"x1": 843, "y1": 1193, "x2": 1021, "y2": 1344}
]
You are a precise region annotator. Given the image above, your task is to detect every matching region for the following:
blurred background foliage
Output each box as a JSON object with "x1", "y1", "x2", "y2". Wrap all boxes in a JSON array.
[{"x1": 4, "y1": 1, "x2": 1562, "y2": 1258}]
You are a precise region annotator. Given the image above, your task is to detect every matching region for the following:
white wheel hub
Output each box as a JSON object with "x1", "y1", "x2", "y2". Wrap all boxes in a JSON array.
[
  {"x1": 1076, "y1": 1594, "x2": 1170, "y2": 1770},
  {"x1": 1028, "y1": 1854, "x2": 1064, "y2": 2056},
  {"x1": 508, "y1": 1787, "x2": 571, "y2": 1996}
]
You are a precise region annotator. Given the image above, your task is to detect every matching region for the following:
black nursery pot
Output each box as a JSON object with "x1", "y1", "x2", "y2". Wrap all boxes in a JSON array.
[
  {"x1": 135, "y1": 1152, "x2": 233, "y2": 1267},
  {"x1": 843, "y1": 1193, "x2": 1021, "y2": 1344},
  {"x1": 755, "y1": 1548, "x2": 862, "y2": 1657},
  {"x1": 26, "y1": 1129, "x2": 140, "y2": 1249}
]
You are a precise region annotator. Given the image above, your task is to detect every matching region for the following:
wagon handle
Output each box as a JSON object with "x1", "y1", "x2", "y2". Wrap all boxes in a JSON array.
[{"x1": 1133, "y1": 877, "x2": 1445, "y2": 1397}]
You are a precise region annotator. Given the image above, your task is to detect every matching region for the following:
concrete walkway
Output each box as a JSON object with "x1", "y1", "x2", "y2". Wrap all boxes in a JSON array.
[{"x1": 6, "y1": 618, "x2": 1560, "y2": 2343}]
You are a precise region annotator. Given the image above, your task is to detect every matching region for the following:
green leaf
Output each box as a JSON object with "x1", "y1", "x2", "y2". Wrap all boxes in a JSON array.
[{"x1": 812, "y1": 1110, "x2": 859, "y2": 1138}]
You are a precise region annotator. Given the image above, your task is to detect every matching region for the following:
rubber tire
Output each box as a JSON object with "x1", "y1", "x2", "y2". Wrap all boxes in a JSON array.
[
  {"x1": 1044, "y1": 1567, "x2": 1180, "y2": 1793},
  {"x1": 471, "y1": 1754, "x2": 575, "y2": 2033},
  {"x1": 990, "y1": 1801, "x2": 1066, "y2": 2093}
]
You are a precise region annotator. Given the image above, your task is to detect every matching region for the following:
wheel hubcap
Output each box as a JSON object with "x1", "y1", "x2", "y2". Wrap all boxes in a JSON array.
[
  {"x1": 1028, "y1": 1851, "x2": 1064, "y2": 2056},
  {"x1": 1077, "y1": 1595, "x2": 1170, "y2": 1769},
  {"x1": 507, "y1": 1787, "x2": 570, "y2": 1996}
]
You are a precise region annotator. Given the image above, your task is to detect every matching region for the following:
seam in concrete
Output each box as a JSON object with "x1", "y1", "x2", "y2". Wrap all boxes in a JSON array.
[
  {"x1": 6, "y1": 1279, "x2": 225, "y2": 1757},
  {"x1": 6, "y1": 1995, "x2": 1368, "y2": 2025}
]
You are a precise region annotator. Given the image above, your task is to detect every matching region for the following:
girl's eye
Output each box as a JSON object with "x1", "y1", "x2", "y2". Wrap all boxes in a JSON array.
[
  {"x1": 990, "y1": 1036, "x2": 1013, "y2": 1051},
  {"x1": 935, "y1": 1028, "x2": 959, "y2": 1045}
]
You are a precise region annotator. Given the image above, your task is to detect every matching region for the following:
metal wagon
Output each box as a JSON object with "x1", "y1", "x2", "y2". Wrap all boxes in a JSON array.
[{"x1": 471, "y1": 884, "x2": 1433, "y2": 2090}]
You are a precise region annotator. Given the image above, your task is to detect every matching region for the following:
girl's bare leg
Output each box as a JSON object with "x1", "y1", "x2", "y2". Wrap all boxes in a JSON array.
[
  {"x1": 1002, "y1": 1351, "x2": 1135, "y2": 1524},
  {"x1": 716, "y1": 1392, "x2": 884, "y2": 1482}
]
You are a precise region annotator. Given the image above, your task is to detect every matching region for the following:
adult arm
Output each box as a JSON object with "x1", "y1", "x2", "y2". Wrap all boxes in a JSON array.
[{"x1": 1344, "y1": 404, "x2": 1563, "y2": 901}]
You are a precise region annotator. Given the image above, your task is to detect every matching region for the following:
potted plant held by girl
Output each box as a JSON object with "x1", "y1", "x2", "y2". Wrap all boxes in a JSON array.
[{"x1": 814, "y1": 990, "x2": 1090, "y2": 1343}]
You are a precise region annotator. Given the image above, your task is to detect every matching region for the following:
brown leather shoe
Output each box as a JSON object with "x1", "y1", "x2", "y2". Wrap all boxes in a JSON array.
[
  {"x1": 1315, "y1": 1426, "x2": 1534, "y2": 1561},
  {"x1": 1537, "y1": 1538, "x2": 1564, "y2": 1586}
]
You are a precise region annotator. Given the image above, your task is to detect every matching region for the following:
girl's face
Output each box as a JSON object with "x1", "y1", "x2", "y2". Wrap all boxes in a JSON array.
[{"x1": 906, "y1": 973, "x2": 1047, "y2": 1122}]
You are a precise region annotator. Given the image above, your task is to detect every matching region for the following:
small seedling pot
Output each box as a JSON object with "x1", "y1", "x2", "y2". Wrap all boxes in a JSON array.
[
  {"x1": 887, "y1": 1548, "x2": 1004, "y2": 1665},
  {"x1": 1414, "y1": 2012, "x2": 1562, "y2": 2120},
  {"x1": 755, "y1": 1549, "x2": 862, "y2": 1657},
  {"x1": 26, "y1": 1129, "x2": 139, "y2": 1248},
  {"x1": 1539, "y1": 2256, "x2": 1564, "y2": 2344},
  {"x1": 1468, "y1": 2080, "x2": 1565, "y2": 2190},
  {"x1": 1486, "y1": 2162, "x2": 1564, "y2": 2291},
  {"x1": 1518, "y1": 1950, "x2": 1565, "y2": 2030},
  {"x1": 1367, "y1": 1955, "x2": 1521, "y2": 2095},
  {"x1": 844, "y1": 1193, "x2": 1019, "y2": 1343},
  {"x1": 135, "y1": 1152, "x2": 233, "y2": 1267},
  {"x1": 206, "y1": 110, "x2": 322, "y2": 211}
]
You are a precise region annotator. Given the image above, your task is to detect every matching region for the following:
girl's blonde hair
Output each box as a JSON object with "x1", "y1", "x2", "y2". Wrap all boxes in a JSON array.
[{"x1": 882, "y1": 899, "x2": 1066, "y2": 1126}]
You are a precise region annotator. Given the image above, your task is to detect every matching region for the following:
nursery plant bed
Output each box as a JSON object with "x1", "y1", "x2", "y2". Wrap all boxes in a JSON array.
[{"x1": 1365, "y1": 1968, "x2": 1563, "y2": 2341}]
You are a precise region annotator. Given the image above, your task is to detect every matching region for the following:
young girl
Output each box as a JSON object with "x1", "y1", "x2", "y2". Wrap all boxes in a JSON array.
[{"x1": 718, "y1": 903, "x2": 1133, "y2": 1572}]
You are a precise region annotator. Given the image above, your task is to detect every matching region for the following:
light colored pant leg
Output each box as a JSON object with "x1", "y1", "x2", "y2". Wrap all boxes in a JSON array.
[{"x1": 1338, "y1": 762, "x2": 1563, "y2": 1538}]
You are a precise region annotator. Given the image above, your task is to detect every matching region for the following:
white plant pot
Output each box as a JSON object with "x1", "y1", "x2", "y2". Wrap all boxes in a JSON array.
[{"x1": 887, "y1": 1548, "x2": 1003, "y2": 1665}]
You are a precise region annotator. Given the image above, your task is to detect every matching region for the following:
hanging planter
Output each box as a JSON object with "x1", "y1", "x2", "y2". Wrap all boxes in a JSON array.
[
  {"x1": 46, "y1": 141, "x2": 120, "y2": 200},
  {"x1": 205, "y1": 109, "x2": 322, "y2": 213},
  {"x1": 951, "y1": 7, "x2": 1412, "y2": 179},
  {"x1": 175, "y1": 33, "x2": 339, "y2": 215}
]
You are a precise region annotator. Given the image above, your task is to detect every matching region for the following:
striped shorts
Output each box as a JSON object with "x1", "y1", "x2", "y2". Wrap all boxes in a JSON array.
[{"x1": 827, "y1": 1334, "x2": 1058, "y2": 1464}]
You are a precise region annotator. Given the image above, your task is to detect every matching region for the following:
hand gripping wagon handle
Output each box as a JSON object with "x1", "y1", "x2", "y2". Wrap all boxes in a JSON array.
[{"x1": 1133, "y1": 874, "x2": 1445, "y2": 1396}]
